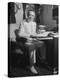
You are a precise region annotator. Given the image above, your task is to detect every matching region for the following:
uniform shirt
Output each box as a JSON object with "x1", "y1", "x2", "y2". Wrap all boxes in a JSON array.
[{"x1": 19, "y1": 20, "x2": 36, "y2": 38}]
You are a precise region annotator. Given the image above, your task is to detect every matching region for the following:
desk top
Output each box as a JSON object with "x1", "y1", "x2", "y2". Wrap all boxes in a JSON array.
[
  {"x1": 31, "y1": 32, "x2": 58, "y2": 40},
  {"x1": 37, "y1": 37, "x2": 53, "y2": 40}
]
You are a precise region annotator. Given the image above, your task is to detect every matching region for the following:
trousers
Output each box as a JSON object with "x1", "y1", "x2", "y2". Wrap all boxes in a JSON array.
[{"x1": 25, "y1": 40, "x2": 46, "y2": 66}]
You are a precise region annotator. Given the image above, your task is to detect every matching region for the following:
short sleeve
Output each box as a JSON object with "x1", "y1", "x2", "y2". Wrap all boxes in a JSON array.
[{"x1": 18, "y1": 23, "x2": 25, "y2": 36}]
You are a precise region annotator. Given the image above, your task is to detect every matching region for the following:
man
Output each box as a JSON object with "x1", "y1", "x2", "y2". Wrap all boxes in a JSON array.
[{"x1": 18, "y1": 10, "x2": 46, "y2": 74}]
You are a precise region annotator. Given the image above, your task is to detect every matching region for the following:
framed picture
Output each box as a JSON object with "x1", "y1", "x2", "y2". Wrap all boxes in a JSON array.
[{"x1": 8, "y1": 2, "x2": 59, "y2": 77}]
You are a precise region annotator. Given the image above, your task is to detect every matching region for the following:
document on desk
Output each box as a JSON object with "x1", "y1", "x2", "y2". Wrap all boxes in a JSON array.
[
  {"x1": 31, "y1": 31, "x2": 54, "y2": 38},
  {"x1": 30, "y1": 32, "x2": 54, "y2": 40}
]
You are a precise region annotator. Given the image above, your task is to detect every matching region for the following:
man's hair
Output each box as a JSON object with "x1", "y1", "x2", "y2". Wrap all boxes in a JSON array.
[{"x1": 27, "y1": 10, "x2": 35, "y2": 17}]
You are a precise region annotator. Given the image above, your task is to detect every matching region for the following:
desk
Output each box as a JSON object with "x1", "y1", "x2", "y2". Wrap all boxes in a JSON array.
[
  {"x1": 25, "y1": 34, "x2": 58, "y2": 70},
  {"x1": 31, "y1": 35, "x2": 58, "y2": 70},
  {"x1": 40, "y1": 36, "x2": 58, "y2": 70},
  {"x1": 53, "y1": 36, "x2": 58, "y2": 71}
]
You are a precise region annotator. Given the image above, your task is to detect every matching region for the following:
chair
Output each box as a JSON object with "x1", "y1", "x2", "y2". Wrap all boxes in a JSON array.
[{"x1": 9, "y1": 26, "x2": 29, "y2": 69}]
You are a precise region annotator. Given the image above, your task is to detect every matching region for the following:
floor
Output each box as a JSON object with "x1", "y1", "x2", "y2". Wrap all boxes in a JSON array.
[
  {"x1": 8, "y1": 40, "x2": 58, "y2": 77},
  {"x1": 9, "y1": 65, "x2": 54, "y2": 77},
  {"x1": 8, "y1": 56, "x2": 54, "y2": 77}
]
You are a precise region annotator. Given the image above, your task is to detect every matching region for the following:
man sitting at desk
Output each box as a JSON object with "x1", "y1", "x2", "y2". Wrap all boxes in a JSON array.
[{"x1": 17, "y1": 10, "x2": 46, "y2": 74}]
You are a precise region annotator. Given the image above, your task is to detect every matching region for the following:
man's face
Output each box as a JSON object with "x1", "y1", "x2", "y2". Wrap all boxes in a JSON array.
[{"x1": 28, "y1": 11, "x2": 35, "y2": 21}]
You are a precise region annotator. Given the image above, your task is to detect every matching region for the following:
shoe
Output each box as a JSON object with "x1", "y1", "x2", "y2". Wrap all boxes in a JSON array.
[
  {"x1": 53, "y1": 68, "x2": 58, "y2": 74},
  {"x1": 29, "y1": 66, "x2": 38, "y2": 74},
  {"x1": 27, "y1": 66, "x2": 38, "y2": 74}
]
